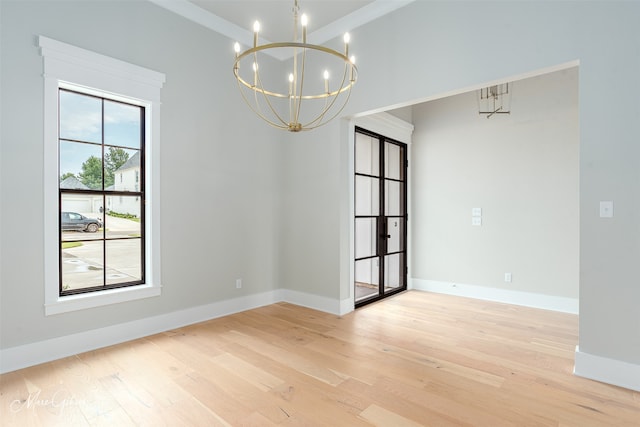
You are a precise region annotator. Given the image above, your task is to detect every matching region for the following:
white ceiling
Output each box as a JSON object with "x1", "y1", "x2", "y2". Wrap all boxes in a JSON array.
[{"x1": 149, "y1": 0, "x2": 415, "y2": 58}]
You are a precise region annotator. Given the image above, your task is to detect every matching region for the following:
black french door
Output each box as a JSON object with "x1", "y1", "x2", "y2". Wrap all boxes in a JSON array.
[{"x1": 354, "y1": 127, "x2": 407, "y2": 307}]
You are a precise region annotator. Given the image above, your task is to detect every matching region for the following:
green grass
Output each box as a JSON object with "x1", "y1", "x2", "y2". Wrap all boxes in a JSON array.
[
  {"x1": 61, "y1": 241, "x2": 83, "y2": 249},
  {"x1": 108, "y1": 211, "x2": 140, "y2": 222}
]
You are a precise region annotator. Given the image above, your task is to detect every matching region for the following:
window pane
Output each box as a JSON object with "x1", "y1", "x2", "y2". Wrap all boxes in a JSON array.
[
  {"x1": 106, "y1": 239, "x2": 142, "y2": 285},
  {"x1": 355, "y1": 176, "x2": 379, "y2": 216},
  {"x1": 107, "y1": 149, "x2": 141, "y2": 192},
  {"x1": 61, "y1": 194, "x2": 104, "y2": 241},
  {"x1": 105, "y1": 195, "x2": 142, "y2": 225},
  {"x1": 59, "y1": 91, "x2": 102, "y2": 143},
  {"x1": 61, "y1": 240, "x2": 104, "y2": 292},
  {"x1": 355, "y1": 133, "x2": 379, "y2": 176},
  {"x1": 104, "y1": 100, "x2": 142, "y2": 149},
  {"x1": 60, "y1": 141, "x2": 103, "y2": 190}
]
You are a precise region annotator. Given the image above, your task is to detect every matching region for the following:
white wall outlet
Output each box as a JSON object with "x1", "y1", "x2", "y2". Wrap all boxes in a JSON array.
[
  {"x1": 504, "y1": 273, "x2": 512, "y2": 283},
  {"x1": 599, "y1": 201, "x2": 614, "y2": 218},
  {"x1": 236, "y1": 279, "x2": 242, "y2": 289},
  {"x1": 472, "y1": 207, "x2": 482, "y2": 217}
]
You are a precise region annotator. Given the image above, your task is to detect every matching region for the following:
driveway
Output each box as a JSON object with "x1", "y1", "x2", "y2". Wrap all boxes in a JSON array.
[
  {"x1": 62, "y1": 213, "x2": 141, "y2": 241},
  {"x1": 61, "y1": 214, "x2": 142, "y2": 290}
]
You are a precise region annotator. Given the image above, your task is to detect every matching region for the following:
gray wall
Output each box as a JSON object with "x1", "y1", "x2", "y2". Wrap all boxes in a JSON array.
[
  {"x1": 279, "y1": 123, "x2": 344, "y2": 298},
  {"x1": 411, "y1": 68, "x2": 579, "y2": 298},
  {"x1": 0, "y1": 0, "x2": 284, "y2": 348}
]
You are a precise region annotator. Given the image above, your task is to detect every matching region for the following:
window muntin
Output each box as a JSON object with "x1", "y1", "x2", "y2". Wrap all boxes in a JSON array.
[{"x1": 59, "y1": 88, "x2": 145, "y2": 296}]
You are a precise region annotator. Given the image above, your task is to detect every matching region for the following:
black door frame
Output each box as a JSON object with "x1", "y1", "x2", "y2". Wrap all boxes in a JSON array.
[{"x1": 354, "y1": 126, "x2": 408, "y2": 308}]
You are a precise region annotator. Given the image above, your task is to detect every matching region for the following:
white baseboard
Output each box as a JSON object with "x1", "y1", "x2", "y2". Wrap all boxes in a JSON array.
[
  {"x1": 0, "y1": 289, "x2": 346, "y2": 374},
  {"x1": 279, "y1": 289, "x2": 352, "y2": 316},
  {"x1": 411, "y1": 279, "x2": 579, "y2": 314},
  {"x1": 574, "y1": 346, "x2": 640, "y2": 392}
]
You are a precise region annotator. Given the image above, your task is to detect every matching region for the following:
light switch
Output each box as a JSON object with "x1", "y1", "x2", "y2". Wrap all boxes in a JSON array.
[
  {"x1": 472, "y1": 217, "x2": 482, "y2": 226},
  {"x1": 472, "y1": 208, "x2": 482, "y2": 217},
  {"x1": 599, "y1": 201, "x2": 614, "y2": 218}
]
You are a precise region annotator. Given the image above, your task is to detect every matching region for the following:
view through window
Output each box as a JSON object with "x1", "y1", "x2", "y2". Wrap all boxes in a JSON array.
[{"x1": 59, "y1": 89, "x2": 145, "y2": 295}]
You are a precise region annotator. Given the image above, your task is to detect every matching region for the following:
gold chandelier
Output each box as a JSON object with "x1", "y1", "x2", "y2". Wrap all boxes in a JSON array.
[{"x1": 233, "y1": 0, "x2": 358, "y2": 132}]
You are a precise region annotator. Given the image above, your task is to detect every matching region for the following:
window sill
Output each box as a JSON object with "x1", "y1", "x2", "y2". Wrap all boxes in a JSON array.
[{"x1": 45, "y1": 284, "x2": 162, "y2": 316}]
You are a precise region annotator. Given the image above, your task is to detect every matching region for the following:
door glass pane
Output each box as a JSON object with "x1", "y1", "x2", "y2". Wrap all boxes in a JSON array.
[
  {"x1": 61, "y1": 240, "x2": 104, "y2": 292},
  {"x1": 385, "y1": 181, "x2": 404, "y2": 216},
  {"x1": 355, "y1": 133, "x2": 379, "y2": 176},
  {"x1": 59, "y1": 90, "x2": 102, "y2": 143},
  {"x1": 355, "y1": 258, "x2": 379, "y2": 302},
  {"x1": 355, "y1": 218, "x2": 377, "y2": 259},
  {"x1": 385, "y1": 143, "x2": 403, "y2": 180},
  {"x1": 355, "y1": 176, "x2": 379, "y2": 216},
  {"x1": 104, "y1": 100, "x2": 142, "y2": 149},
  {"x1": 386, "y1": 218, "x2": 404, "y2": 254},
  {"x1": 384, "y1": 253, "x2": 404, "y2": 292},
  {"x1": 106, "y1": 239, "x2": 142, "y2": 285}
]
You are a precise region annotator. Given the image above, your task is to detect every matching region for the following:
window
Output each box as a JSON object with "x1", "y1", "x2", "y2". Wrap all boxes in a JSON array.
[
  {"x1": 40, "y1": 36, "x2": 165, "y2": 315},
  {"x1": 59, "y1": 88, "x2": 145, "y2": 295}
]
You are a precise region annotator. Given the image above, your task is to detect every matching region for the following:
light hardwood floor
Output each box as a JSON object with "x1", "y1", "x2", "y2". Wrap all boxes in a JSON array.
[{"x1": 1, "y1": 291, "x2": 639, "y2": 426}]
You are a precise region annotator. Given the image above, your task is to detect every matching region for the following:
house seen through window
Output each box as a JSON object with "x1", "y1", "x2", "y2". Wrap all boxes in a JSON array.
[{"x1": 59, "y1": 89, "x2": 145, "y2": 295}]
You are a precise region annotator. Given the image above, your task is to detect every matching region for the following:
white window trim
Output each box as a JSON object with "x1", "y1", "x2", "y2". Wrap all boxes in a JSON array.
[{"x1": 39, "y1": 36, "x2": 165, "y2": 315}]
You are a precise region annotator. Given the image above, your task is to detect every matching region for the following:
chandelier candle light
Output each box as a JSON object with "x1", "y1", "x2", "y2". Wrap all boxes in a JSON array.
[{"x1": 233, "y1": 0, "x2": 358, "y2": 132}]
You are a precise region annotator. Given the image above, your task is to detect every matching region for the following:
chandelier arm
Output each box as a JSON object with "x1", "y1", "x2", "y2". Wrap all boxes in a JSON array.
[
  {"x1": 292, "y1": 19, "x2": 298, "y2": 124},
  {"x1": 236, "y1": 77, "x2": 288, "y2": 130},
  {"x1": 252, "y1": 51, "x2": 291, "y2": 127},
  {"x1": 294, "y1": 46, "x2": 308, "y2": 126},
  {"x1": 302, "y1": 84, "x2": 353, "y2": 131},
  {"x1": 234, "y1": 71, "x2": 289, "y2": 99},
  {"x1": 260, "y1": 90, "x2": 290, "y2": 127},
  {"x1": 251, "y1": 52, "x2": 264, "y2": 120},
  {"x1": 303, "y1": 62, "x2": 349, "y2": 128},
  {"x1": 302, "y1": 81, "x2": 353, "y2": 129}
]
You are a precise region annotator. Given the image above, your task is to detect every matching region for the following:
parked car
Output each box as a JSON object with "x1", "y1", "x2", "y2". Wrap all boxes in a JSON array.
[{"x1": 61, "y1": 212, "x2": 102, "y2": 233}]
